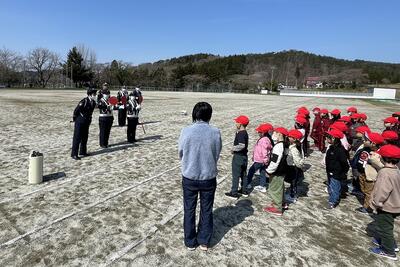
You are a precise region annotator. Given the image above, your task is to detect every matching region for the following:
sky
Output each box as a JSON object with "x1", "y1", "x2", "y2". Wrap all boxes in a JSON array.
[{"x1": 1, "y1": 0, "x2": 399, "y2": 64}]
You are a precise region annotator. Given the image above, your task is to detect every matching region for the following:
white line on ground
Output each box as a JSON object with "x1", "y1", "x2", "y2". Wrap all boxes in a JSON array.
[
  {"x1": 0, "y1": 99, "x2": 309, "y2": 250},
  {"x1": 103, "y1": 174, "x2": 230, "y2": 266}
]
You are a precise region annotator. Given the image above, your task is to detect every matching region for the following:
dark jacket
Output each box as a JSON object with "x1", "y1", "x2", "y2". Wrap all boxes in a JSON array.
[
  {"x1": 325, "y1": 144, "x2": 350, "y2": 180},
  {"x1": 73, "y1": 97, "x2": 96, "y2": 122}
]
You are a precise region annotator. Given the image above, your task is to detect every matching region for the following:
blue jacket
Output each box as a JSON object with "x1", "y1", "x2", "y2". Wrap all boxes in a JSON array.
[{"x1": 178, "y1": 121, "x2": 222, "y2": 180}]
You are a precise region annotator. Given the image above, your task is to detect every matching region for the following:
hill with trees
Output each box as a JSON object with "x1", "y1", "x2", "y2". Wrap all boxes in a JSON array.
[{"x1": 1, "y1": 48, "x2": 400, "y2": 92}]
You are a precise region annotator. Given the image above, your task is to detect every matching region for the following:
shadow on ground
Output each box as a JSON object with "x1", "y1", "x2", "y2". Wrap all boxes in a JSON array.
[
  {"x1": 43, "y1": 172, "x2": 66, "y2": 182},
  {"x1": 210, "y1": 199, "x2": 254, "y2": 248}
]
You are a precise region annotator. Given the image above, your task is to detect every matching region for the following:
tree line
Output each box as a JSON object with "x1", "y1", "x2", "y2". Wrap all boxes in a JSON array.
[{"x1": 1, "y1": 47, "x2": 399, "y2": 91}]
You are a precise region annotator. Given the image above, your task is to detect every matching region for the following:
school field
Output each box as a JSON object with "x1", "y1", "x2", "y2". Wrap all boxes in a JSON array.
[{"x1": 0, "y1": 89, "x2": 399, "y2": 266}]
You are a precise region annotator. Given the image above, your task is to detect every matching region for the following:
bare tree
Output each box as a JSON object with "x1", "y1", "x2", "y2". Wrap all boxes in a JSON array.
[
  {"x1": 0, "y1": 47, "x2": 23, "y2": 86},
  {"x1": 76, "y1": 44, "x2": 97, "y2": 69},
  {"x1": 27, "y1": 48, "x2": 60, "y2": 88}
]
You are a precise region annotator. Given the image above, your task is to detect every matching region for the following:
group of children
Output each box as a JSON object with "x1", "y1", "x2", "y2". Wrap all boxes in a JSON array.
[{"x1": 225, "y1": 106, "x2": 400, "y2": 261}]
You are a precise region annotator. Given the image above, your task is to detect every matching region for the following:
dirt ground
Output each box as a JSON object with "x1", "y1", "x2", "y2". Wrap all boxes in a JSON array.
[{"x1": 0, "y1": 89, "x2": 399, "y2": 267}]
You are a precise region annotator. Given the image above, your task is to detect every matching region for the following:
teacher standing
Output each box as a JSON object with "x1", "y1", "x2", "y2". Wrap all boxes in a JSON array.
[{"x1": 178, "y1": 102, "x2": 222, "y2": 251}]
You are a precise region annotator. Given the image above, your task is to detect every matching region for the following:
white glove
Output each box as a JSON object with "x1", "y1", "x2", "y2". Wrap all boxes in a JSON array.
[{"x1": 136, "y1": 104, "x2": 141, "y2": 111}]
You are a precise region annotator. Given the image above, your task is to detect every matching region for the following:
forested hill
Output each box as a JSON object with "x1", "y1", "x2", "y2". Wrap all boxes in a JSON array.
[{"x1": 132, "y1": 50, "x2": 400, "y2": 91}]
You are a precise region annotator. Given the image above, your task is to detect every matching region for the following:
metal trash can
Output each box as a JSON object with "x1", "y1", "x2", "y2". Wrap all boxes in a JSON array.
[{"x1": 29, "y1": 151, "x2": 43, "y2": 184}]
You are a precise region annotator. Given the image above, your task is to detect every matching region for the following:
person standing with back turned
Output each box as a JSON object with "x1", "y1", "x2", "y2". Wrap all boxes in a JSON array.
[{"x1": 178, "y1": 102, "x2": 222, "y2": 252}]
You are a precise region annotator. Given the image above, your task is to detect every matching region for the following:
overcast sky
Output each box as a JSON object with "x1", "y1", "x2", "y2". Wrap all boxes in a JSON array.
[{"x1": 1, "y1": 0, "x2": 399, "y2": 64}]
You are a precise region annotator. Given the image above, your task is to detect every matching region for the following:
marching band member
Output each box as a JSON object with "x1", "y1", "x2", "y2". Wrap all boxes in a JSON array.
[
  {"x1": 98, "y1": 83, "x2": 114, "y2": 148},
  {"x1": 71, "y1": 88, "x2": 97, "y2": 160},
  {"x1": 117, "y1": 86, "x2": 129, "y2": 126},
  {"x1": 126, "y1": 92, "x2": 141, "y2": 143}
]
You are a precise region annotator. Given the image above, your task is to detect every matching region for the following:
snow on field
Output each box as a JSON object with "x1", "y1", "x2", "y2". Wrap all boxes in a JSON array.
[{"x1": 0, "y1": 89, "x2": 398, "y2": 266}]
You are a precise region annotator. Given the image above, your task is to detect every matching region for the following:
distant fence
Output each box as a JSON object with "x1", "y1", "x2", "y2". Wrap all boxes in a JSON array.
[
  {"x1": 279, "y1": 88, "x2": 396, "y2": 100},
  {"x1": 109, "y1": 86, "x2": 260, "y2": 94}
]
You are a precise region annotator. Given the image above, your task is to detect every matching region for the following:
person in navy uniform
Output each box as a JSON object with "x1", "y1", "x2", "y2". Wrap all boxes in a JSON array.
[
  {"x1": 98, "y1": 83, "x2": 114, "y2": 148},
  {"x1": 132, "y1": 87, "x2": 143, "y2": 105},
  {"x1": 126, "y1": 92, "x2": 141, "y2": 142},
  {"x1": 71, "y1": 88, "x2": 97, "y2": 160},
  {"x1": 117, "y1": 86, "x2": 129, "y2": 126}
]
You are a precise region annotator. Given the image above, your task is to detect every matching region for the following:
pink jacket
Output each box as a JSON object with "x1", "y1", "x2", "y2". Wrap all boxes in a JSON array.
[{"x1": 252, "y1": 136, "x2": 273, "y2": 165}]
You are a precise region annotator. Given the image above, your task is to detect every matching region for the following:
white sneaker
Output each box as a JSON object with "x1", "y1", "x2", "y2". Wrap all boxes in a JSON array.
[{"x1": 254, "y1": 185, "x2": 267, "y2": 193}]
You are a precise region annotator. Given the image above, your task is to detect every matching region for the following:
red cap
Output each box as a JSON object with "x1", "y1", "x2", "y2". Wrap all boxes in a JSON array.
[
  {"x1": 384, "y1": 117, "x2": 398, "y2": 124},
  {"x1": 330, "y1": 122, "x2": 348, "y2": 132},
  {"x1": 382, "y1": 130, "x2": 399, "y2": 141},
  {"x1": 366, "y1": 132, "x2": 385, "y2": 145},
  {"x1": 274, "y1": 127, "x2": 289, "y2": 136},
  {"x1": 356, "y1": 126, "x2": 371, "y2": 134},
  {"x1": 234, "y1": 115, "x2": 249, "y2": 125},
  {"x1": 295, "y1": 116, "x2": 307, "y2": 125},
  {"x1": 377, "y1": 145, "x2": 400, "y2": 159},
  {"x1": 330, "y1": 109, "x2": 341, "y2": 116},
  {"x1": 288, "y1": 129, "x2": 303, "y2": 140},
  {"x1": 296, "y1": 112, "x2": 307, "y2": 118},
  {"x1": 347, "y1": 106, "x2": 358, "y2": 113},
  {"x1": 312, "y1": 107, "x2": 321, "y2": 112},
  {"x1": 320, "y1": 109, "x2": 329, "y2": 114},
  {"x1": 326, "y1": 129, "x2": 344, "y2": 139},
  {"x1": 351, "y1": 113, "x2": 361, "y2": 120},
  {"x1": 393, "y1": 112, "x2": 400, "y2": 117},
  {"x1": 338, "y1": 116, "x2": 351, "y2": 123},
  {"x1": 297, "y1": 107, "x2": 310, "y2": 115},
  {"x1": 359, "y1": 113, "x2": 367, "y2": 121},
  {"x1": 256, "y1": 123, "x2": 273, "y2": 133}
]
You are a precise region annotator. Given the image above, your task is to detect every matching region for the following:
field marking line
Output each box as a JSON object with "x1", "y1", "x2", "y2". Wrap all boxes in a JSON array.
[
  {"x1": 104, "y1": 174, "x2": 230, "y2": 266},
  {"x1": 0, "y1": 98, "x2": 311, "y2": 249},
  {"x1": 0, "y1": 165, "x2": 180, "y2": 249},
  {"x1": 0, "y1": 104, "x2": 263, "y2": 204}
]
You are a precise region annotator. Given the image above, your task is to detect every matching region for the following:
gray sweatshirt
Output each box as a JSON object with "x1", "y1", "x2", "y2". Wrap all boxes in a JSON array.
[{"x1": 178, "y1": 121, "x2": 222, "y2": 180}]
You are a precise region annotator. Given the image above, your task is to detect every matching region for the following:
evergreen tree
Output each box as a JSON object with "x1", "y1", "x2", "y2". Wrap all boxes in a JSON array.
[{"x1": 64, "y1": 47, "x2": 94, "y2": 87}]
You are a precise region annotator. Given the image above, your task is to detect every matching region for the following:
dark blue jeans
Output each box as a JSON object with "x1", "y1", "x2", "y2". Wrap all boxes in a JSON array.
[
  {"x1": 247, "y1": 162, "x2": 268, "y2": 187},
  {"x1": 328, "y1": 177, "x2": 346, "y2": 205},
  {"x1": 182, "y1": 177, "x2": 216, "y2": 247}
]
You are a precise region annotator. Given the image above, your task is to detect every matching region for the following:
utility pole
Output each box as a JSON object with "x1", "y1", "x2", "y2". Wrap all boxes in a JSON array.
[
  {"x1": 270, "y1": 66, "x2": 276, "y2": 91},
  {"x1": 22, "y1": 60, "x2": 26, "y2": 88},
  {"x1": 65, "y1": 62, "x2": 68, "y2": 87}
]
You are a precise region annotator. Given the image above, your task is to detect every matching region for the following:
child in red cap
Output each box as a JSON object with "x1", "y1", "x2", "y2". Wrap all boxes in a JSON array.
[
  {"x1": 246, "y1": 123, "x2": 273, "y2": 193},
  {"x1": 297, "y1": 107, "x2": 311, "y2": 156},
  {"x1": 330, "y1": 109, "x2": 341, "y2": 124},
  {"x1": 294, "y1": 116, "x2": 307, "y2": 156},
  {"x1": 383, "y1": 117, "x2": 398, "y2": 133},
  {"x1": 320, "y1": 109, "x2": 331, "y2": 153},
  {"x1": 325, "y1": 129, "x2": 349, "y2": 209},
  {"x1": 285, "y1": 129, "x2": 305, "y2": 204},
  {"x1": 382, "y1": 130, "x2": 399, "y2": 146},
  {"x1": 311, "y1": 107, "x2": 323, "y2": 149},
  {"x1": 226, "y1": 115, "x2": 250, "y2": 198},
  {"x1": 369, "y1": 145, "x2": 400, "y2": 260},
  {"x1": 353, "y1": 132, "x2": 385, "y2": 214},
  {"x1": 264, "y1": 127, "x2": 289, "y2": 216}
]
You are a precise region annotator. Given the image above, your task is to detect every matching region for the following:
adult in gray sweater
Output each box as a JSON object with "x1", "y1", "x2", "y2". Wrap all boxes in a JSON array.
[{"x1": 178, "y1": 102, "x2": 222, "y2": 251}]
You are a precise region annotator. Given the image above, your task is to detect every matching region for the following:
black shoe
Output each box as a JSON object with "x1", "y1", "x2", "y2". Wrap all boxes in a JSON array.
[
  {"x1": 225, "y1": 192, "x2": 240, "y2": 199},
  {"x1": 71, "y1": 155, "x2": 81, "y2": 160},
  {"x1": 79, "y1": 153, "x2": 89, "y2": 157},
  {"x1": 100, "y1": 145, "x2": 108, "y2": 148},
  {"x1": 238, "y1": 188, "x2": 249, "y2": 197}
]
